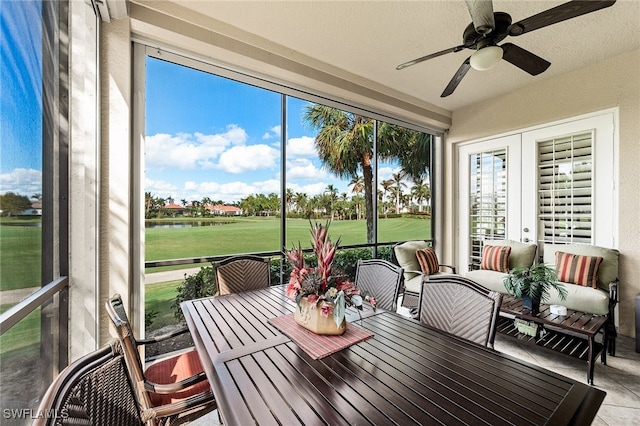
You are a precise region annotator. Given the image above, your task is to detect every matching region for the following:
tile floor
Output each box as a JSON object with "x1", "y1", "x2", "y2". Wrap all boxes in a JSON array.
[
  {"x1": 192, "y1": 311, "x2": 640, "y2": 426},
  {"x1": 494, "y1": 332, "x2": 640, "y2": 426}
]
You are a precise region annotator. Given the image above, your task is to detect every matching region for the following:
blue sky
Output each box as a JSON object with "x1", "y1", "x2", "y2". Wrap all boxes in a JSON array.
[
  {"x1": 145, "y1": 57, "x2": 400, "y2": 205},
  {"x1": 0, "y1": 4, "x2": 401, "y2": 204},
  {"x1": 0, "y1": 0, "x2": 43, "y2": 198}
]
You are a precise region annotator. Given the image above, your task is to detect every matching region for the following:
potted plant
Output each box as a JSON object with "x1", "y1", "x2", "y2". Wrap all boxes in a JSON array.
[
  {"x1": 285, "y1": 220, "x2": 376, "y2": 334},
  {"x1": 503, "y1": 263, "x2": 567, "y2": 314}
]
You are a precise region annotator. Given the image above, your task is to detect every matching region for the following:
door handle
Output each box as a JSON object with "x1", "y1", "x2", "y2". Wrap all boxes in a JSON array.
[{"x1": 523, "y1": 237, "x2": 530, "y2": 243}]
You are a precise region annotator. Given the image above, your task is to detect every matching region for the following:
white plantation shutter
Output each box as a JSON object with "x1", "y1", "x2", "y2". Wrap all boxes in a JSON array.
[
  {"x1": 468, "y1": 150, "x2": 507, "y2": 267},
  {"x1": 537, "y1": 131, "x2": 593, "y2": 245}
]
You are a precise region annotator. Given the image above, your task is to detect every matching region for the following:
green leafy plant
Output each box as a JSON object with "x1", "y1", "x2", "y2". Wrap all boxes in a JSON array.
[
  {"x1": 503, "y1": 263, "x2": 568, "y2": 304},
  {"x1": 171, "y1": 266, "x2": 217, "y2": 321}
]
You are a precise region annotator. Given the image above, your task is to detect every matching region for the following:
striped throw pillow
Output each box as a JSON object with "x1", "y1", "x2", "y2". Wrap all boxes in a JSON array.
[
  {"x1": 555, "y1": 252, "x2": 603, "y2": 288},
  {"x1": 416, "y1": 248, "x2": 440, "y2": 275},
  {"x1": 481, "y1": 245, "x2": 511, "y2": 273}
]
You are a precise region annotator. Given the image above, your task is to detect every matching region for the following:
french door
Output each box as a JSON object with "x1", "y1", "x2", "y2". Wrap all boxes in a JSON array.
[{"x1": 457, "y1": 111, "x2": 617, "y2": 274}]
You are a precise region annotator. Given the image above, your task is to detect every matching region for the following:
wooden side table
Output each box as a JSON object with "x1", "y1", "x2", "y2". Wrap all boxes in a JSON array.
[{"x1": 498, "y1": 295, "x2": 609, "y2": 385}]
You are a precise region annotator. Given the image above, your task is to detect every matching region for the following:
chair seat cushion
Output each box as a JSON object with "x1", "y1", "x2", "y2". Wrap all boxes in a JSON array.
[
  {"x1": 545, "y1": 282, "x2": 610, "y2": 315},
  {"x1": 145, "y1": 349, "x2": 211, "y2": 406}
]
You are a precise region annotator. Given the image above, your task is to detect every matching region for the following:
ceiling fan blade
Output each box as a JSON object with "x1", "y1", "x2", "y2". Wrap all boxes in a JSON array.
[
  {"x1": 396, "y1": 45, "x2": 467, "y2": 70},
  {"x1": 508, "y1": 0, "x2": 616, "y2": 36},
  {"x1": 441, "y1": 57, "x2": 471, "y2": 97},
  {"x1": 465, "y1": 0, "x2": 495, "y2": 34},
  {"x1": 501, "y1": 43, "x2": 551, "y2": 76}
]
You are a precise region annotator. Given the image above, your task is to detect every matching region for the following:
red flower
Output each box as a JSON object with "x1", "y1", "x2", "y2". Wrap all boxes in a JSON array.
[{"x1": 319, "y1": 301, "x2": 334, "y2": 317}]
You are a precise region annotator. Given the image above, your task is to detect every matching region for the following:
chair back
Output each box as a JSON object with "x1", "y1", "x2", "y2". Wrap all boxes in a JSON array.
[
  {"x1": 35, "y1": 340, "x2": 142, "y2": 426},
  {"x1": 105, "y1": 294, "x2": 156, "y2": 412},
  {"x1": 214, "y1": 255, "x2": 271, "y2": 295},
  {"x1": 392, "y1": 240, "x2": 430, "y2": 282},
  {"x1": 354, "y1": 259, "x2": 403, "y2": 312},
  {"x1": 419, "y1": 275, "x2": 502, "y2": 349}
]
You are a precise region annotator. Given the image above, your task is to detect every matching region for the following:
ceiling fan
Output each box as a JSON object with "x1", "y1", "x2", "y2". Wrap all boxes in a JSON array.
[{"x1": 397, "y1": 0, "x2": 616, "y2": 97}]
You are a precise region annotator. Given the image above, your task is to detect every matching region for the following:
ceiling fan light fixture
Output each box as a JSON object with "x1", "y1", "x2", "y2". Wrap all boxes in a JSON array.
[{"x1": 470, "y1": 45, "x2": 503, "y2": 71}]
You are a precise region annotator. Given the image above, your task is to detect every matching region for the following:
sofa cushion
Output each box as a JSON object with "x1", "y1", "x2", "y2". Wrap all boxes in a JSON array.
[
  {"x1": 416, "y1": 248, "x2": 439, "y2": 275},
  {"x1": 482, "y1": 240, "x2": 537, "y2": 269},
  {"x1": 543, "y1": 243, "x2": 619, "y2": 291},
  {"x1": 394, "y1": 240, "x2": 429, "y2": 283},
  {"x1": 545, "y1": 282, "x2": 610, "y2": 315},
  {"x1": 555, "y1": 251, "x2": 603, "y2": 288},
  {"x1": 465, "y1": 269, "x2": 510, "y2": 294},
  {"x1": 481, "y1": 246, "x2": 511, "y2": 273}
]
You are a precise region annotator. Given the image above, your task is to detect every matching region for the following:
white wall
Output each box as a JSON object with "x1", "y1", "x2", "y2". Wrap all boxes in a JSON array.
[{"x1": 445, "y1": 50, "x2": 640, "y2": 337}]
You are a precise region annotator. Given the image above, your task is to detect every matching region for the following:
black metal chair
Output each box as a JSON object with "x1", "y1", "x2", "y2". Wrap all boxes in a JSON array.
[
  {"x1": 35, "y1": 340, "x2": 143, "y2": 426},
  {"x1": 354, "y1": 258, "x2": 403, "y2": 312},
  {"x1": 419, "y1": 274, "x2": 502, "y2": 349},
  {"x1": 213, "y1": 254, "x2": 271, "y2": 295},
  {"x1": 106, "y1": 294, "x2": 215, "y2": 425}
]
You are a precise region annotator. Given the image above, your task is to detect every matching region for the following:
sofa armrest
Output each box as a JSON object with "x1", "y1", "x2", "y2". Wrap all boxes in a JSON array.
[
  {"x1": 609, "y1": 278, "x2": 618, "y2": 316},
  {"x1": 439, "y1": 264, "x2": 457, "y2": 274}
]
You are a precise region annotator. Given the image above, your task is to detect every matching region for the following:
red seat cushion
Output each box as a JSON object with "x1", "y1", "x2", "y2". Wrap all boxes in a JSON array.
[{"x1": 145, "y1": 349, "x2": 211, "y2": 406}]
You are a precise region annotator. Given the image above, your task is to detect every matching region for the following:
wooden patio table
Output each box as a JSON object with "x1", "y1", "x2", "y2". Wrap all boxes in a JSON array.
[{"x1": 181, "y1": 285, "x2": 605, "y2": 426}]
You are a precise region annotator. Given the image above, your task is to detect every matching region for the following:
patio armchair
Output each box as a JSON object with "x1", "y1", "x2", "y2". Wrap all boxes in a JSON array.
[
  {"x1": 392, "y1": 240, "x2": 456, "y2": 310},
  {"x1": 35, "y1": 340, "x2": 142, "y2": 426},
  {"x1": 419, "y1": 274, "x2": 502, "y2": 349},
  {"x1": 106, "y1": 294, "x2": 215, "y2": 426},
  {"x1": 213, "y1": 254, "x2": 271, "y2": 295},
  {"x1": 354, "y1": 258, "x2": 404, "y2": 312}
]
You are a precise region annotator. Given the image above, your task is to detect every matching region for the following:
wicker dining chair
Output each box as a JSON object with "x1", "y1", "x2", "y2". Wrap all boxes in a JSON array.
[
  {"x1": 106, "y1": 294, "x2": 215, "y2": 426},
  {"x1": 35, "y1": 340, "x2": 143, "y2": 426},
  {"x1": 419, "y1": 274, "x2": 502, "y2": 349},
  {"x1": 354, "y1": 259, "x2": 404, "y2": 312},
  {"x1": 213, "y1": 254, "x2": 271, "y2": 295}
]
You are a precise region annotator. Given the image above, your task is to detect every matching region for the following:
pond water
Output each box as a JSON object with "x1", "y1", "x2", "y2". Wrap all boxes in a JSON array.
[{"x1": 145, "y1": 221, "x2": 233, "y2": 229}]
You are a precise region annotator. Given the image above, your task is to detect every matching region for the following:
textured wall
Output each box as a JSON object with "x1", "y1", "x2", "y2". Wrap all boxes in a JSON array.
[{"x1": 445, "y1": 50, "x2": 640, "y2": 337}]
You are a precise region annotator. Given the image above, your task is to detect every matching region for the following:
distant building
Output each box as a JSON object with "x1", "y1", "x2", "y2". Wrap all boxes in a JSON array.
[
  {"x1": 208, "y1": 204, "x2": 242, "y2": 216},
  {"x1": 164, "y1": 202, "x2": 185, "y2": 216},
  {"x1": 21, "y1": 201, "x2": 42, "y2": 216}
]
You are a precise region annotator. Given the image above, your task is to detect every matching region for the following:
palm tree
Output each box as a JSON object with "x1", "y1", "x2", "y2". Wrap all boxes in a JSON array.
[
  {"x1": 285, "y1": 188, "x2": 294, "y2": 216},
  {"x1": 391, "y1": 171, "x2": 407, "y2": 213},
  {"x1": 411, "y1": 178, "x2": 431, "y2": 213},
  {"x1": 303, "y1": 104, "x2": 431, "y2": 242},
  {"x1": 325, "y1": 184, "x2": 339, "y2": 220}
]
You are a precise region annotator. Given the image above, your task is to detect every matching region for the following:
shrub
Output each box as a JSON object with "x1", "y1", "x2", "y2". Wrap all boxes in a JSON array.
[{"x1": 171, "y1": 266, "x2": 217, "y2": 321}]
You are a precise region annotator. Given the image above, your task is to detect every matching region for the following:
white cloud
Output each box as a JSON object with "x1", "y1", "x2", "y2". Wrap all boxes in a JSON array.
[
  {"x1": 217, "y1": 144, "x2": 279, "y2": 174},
  {"x1": 144, "y1": 178, "x2": 179, "y2": 199},
  {"x1": 287, "y1": 158, "x2": 327, "y2": 180},
  {"x1": 262, "y1": 125, "x2": 282, "y2": 140},
  {"x1": 0, "y1": 168, "x2": 42, "y2": 196},
  {"x1": 286, "y1": 136, "x2": 316, "y2": 158},
  {"x1": 146, "y1": 125, "x2": 248, "y2": 170}
]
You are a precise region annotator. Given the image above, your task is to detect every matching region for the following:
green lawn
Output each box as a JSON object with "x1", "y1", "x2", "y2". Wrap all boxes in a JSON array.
[
  {"x1": 1, "y1": 216, "x2": 431, "y2": 335},
  {"x1": 0, "y1": 224, "x2": 41, "y2": 291},
  {"x1": 145, "y1": 216, "x2": 430, "y2": 261}
]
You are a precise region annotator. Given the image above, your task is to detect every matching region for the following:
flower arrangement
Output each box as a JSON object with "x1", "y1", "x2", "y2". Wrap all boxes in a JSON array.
[{"x1": 285, "y1": 220, "x2": 376, "y2": 328}]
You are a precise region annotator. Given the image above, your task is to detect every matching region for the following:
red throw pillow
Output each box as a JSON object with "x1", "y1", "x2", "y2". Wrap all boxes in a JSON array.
[
  {"x1": 481, "y1": 245, "x2": 511, "y2": 273},
  {"x1": 555, "y1": 251, "x2": 603, "y2": 288},
  {"x1": 416, "y1": 247, "x2": 439, "y2": 275}
]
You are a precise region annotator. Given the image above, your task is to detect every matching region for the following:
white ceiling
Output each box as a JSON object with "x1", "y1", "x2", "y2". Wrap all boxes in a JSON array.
[{"x1": 171, "y1": 0, "x2": 639, "y2": 113}]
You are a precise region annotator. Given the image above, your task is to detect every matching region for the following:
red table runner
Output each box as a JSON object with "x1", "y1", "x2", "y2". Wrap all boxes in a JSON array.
[{"x1": 268, "y1": 314, "x2": 374, "y2": 360}]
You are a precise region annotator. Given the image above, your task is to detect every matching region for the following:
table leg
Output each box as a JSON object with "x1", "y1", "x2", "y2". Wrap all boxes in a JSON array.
[
  {"x1": 587, "y1": 335, "x2": 595, "y2": 386},
  {"x1": 601, "y1": 324, "x2": 608, "y2": 365}
]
